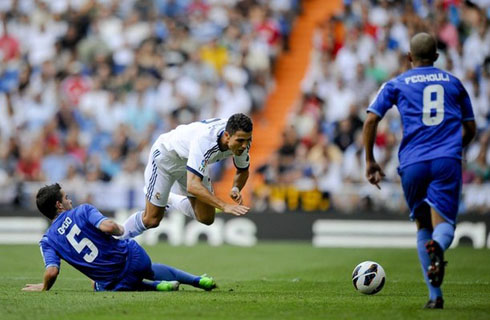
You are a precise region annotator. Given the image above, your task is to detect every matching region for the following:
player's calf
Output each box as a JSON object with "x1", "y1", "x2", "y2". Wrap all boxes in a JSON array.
[
  {"x1": 142, "y1": 204, "x2": 167, "y2": 229},
  {"x1": 190, "y1": 198, "x2": 216, "y2": 225},
  {"x1": 195, "y1": 215, "x2": 215, "y2": 226}
]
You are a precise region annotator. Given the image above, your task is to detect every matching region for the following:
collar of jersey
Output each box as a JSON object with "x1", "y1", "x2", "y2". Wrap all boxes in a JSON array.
[
  {"x1": 52, "y1": 210, "x2": 67, "y2": 224},
  {"x1": 414, "y1": 65, "x2": 435, "y2": 69}
]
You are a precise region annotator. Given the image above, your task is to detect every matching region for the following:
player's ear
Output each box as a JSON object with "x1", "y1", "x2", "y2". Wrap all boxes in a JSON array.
[
  {"x1": 434, "y1": 52, "x2": 439, "y2": 62},
  {"x1": 223, "y1": 131, "x2": 231, "y2": 141},
  {"x1": 407, "y1": 52, "x2": 413, "y2": 63},
  {"x1": 55, "y1": 201, "x2": 63, "y2": 211}
]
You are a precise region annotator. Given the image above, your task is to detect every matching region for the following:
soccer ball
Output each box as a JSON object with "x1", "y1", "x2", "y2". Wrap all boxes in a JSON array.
[{"x1": 352, "y1": 261, "x2": 386, "y2": 295}]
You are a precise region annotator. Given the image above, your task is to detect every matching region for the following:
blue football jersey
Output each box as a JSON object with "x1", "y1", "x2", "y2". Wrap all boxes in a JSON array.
[
  {"x1": 39, "y1": 204, "x2": 130, "y2": 282},
  {"x1": 367, "y1": 66, "x2": 474, "y2": 169}
]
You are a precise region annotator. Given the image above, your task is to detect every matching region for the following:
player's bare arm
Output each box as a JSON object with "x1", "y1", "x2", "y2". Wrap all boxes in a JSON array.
[
  {"x1": 362, "y1": 112, "x2": 385, "y2": 189},
  {"x1": 22, "y1": 266, "x2": 59, "y2": 292},
  {"x1": 99, "y1": 219, "x2": 124, "y2": 236},
  {"x1": 462, "y1": 120, "x2": 476, "y2": 149},
  {"x1": 187, "y1": 170, "x2": 249, "y2": 216},
  {"x1": 230, "y1": 168, "x2": 249, "y2": 204}
]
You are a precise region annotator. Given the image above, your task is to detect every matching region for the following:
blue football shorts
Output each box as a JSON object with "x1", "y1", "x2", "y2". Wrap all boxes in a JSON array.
[
  {"x1": 95, "y1": 240, "x2": 154, "y2": 291},
  {"x1": 398, "y1": 157, "x2": 462, "y2": 225}
]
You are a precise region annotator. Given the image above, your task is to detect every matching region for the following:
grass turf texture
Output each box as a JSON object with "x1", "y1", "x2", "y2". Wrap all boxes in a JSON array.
[{"x1": 0, "y1": 243, "x2": 489, "y2": 320}]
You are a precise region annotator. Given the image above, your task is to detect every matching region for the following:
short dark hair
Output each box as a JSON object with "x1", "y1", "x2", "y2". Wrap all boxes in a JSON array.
[
  {"x1": 410, "y1": 32, "x2": 437, "y2": 63},
  {"x1": 36, "y1": 183, "x2": 62, "y2": 220},
  {"x1": 225, "y1": 113, "x2": 253, "y2": 135}
]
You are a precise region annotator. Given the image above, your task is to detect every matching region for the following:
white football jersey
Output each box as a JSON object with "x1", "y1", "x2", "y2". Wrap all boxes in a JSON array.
[{"x1": 155, "y1": 118, "x2": 250, "y2": 178}]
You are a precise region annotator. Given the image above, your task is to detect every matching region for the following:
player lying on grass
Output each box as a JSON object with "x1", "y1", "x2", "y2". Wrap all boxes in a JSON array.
[{"x1": 22, "y1": 183, "x2": 217, "y2": 292}]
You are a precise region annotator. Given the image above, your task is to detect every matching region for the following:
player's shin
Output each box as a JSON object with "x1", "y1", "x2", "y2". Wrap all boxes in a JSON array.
[
  {"x1": 119, "y1": 211, "x2": 146, "y2": 240},
  {"x1": 417, "y1": 228, "x2": 442, "y2": 300}
]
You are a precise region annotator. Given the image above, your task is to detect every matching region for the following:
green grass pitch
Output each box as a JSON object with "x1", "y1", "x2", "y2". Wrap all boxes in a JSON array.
[{"x1": 0, "y1": 243, "x2": 489, "y2": 320}]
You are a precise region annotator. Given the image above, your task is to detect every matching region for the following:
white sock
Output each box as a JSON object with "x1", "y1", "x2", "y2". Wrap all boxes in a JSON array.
[
  {"x1": 168, "y1": 193, "x2": 196, "y2": 219},
  {"x1": 120, "y1": 211, "x2": 146, "y2": 240}
]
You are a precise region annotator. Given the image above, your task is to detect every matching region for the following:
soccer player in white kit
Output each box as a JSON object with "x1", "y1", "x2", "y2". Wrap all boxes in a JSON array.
[{"x1": 120, "y1": 113, "x2": 252, "y2": 239}]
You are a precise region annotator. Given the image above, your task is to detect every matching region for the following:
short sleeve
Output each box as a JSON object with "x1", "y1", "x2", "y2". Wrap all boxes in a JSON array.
[
  {"x1": 83, "y1": 204, "x2": 108, "y2": 228},
  {"x1": 458, "y1": 81, "x2": 475, "y2": 121},
  {"x1": 187, "y1": 136, "x2": 217, "y2": 179},
  {"x1": 233, "y1": 146, "x2": 250, "y2": 170},
  {"x1": 39, "y1": 237, "x2": 60, "y2": 269},
  {"x1": 367, "y1": 81, "x2": 396, "y2": 118}
]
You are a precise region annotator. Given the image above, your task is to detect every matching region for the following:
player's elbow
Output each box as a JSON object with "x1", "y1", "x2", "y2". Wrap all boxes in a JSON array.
[{"x1": 363, "y1": 112, "x2": 380, "y2": 128}]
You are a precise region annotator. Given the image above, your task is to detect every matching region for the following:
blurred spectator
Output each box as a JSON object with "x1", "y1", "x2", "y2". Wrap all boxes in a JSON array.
[
  {"x1": 254, "y1": 0, "x2": 490, "y2": 213},
  {"x1": 0, "y1": 0, "x2": 301, "y2": 210}
]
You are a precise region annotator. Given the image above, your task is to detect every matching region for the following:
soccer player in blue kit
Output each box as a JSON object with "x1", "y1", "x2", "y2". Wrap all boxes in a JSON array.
[
  {"x1": 362, "y1": 33, "x2": 476, "y2": 309},
  {"x1": 22, "y1": 183, "x2": 216, "y2": 292}
]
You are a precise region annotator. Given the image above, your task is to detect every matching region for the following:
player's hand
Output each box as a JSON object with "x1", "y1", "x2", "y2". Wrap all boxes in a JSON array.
[
  {"x1": 223, "y1": 203, "x2": 249, "y2": 216},
  {"x1": 365, "y1": 161, "x2": 385, "y2": 190},
  {"x1": 22, "y1": 283, "x2": 43, "y2": 291},
  {"x1": 230, "y1": 187, "x2": 243, "y2": 204}
]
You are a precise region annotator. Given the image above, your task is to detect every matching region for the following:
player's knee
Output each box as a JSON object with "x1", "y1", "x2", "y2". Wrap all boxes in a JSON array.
[
  {"x1": 416, "y1": 215, "x2": 432, "y2": 231},
  {"x1": 142, "y1": 202, "x2": 166, "y2": 229}
]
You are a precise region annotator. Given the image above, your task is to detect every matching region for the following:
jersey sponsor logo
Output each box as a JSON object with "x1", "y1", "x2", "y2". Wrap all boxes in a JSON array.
[
  {"x1": 57, "y1": 217, "x2": 73, "y2": 235},
  {"x1": 404, "y1": 73, "x2": 450, "y2": 84}
]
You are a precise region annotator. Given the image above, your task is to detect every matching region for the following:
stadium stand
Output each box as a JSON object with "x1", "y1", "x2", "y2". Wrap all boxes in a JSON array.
[
  {"x1": 252, "y1": 0, "x2": 490, "y2": 214},
  {"x1": 0, "y1": 0, "x2": 488, "y2": 215},
  {"x1": 0, "y1": 0, "x2": 301, "y2": 211}
]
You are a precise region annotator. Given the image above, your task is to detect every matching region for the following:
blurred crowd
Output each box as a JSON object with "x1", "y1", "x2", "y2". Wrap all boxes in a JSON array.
[
  {"x1": 253, "y1": 0, "x2": 490, "y2": 214},
  {"x1": 0, "y1": 0, "x2": 300, "y2": 209}
]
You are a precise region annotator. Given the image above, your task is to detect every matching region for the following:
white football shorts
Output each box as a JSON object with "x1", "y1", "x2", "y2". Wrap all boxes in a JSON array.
[{"x1": 143, "y1": 144, "x2": 213, "y2": 207}]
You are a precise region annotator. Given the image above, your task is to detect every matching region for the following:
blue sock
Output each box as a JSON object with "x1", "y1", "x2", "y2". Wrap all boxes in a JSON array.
[
  {"x1": 417, "y1": 228, "x2": 442, "y2": 300},
  {"x1": 152, "y1": 263, "x2": 200, "y2": 286},
  {"x1": 432, "y1": 222, "x2": 454, "y2": 251}
]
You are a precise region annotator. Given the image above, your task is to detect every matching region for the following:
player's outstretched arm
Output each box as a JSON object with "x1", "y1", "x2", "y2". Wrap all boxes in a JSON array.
[
  {"x1": 187, "y1": 171, "x2": 249, "y2": 216},
  {"x1": 230, "y1": 168, "x2": 249, "y2": 204},
  {"x1": 22, "y1": 266, "x2": 59, "y2": 291},
  {"x1": 362, "y1": 112, "x2": 385, "y2": 189},
  {"x1": 99, "y1": 219, "x2": 124, "y2": 236}
]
